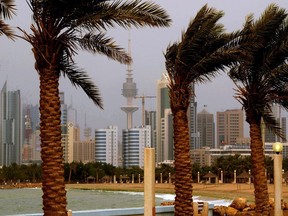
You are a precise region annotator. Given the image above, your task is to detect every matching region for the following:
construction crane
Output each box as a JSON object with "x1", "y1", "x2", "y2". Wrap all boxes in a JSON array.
[{"x1": 135, "y1": 95, "x2": 156, "y2": 126}]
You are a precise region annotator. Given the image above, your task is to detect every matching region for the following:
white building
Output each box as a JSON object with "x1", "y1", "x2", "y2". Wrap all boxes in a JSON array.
[
  {"x1": 95, "y1": 126, "x2": 119, "y2": 167},
  {"x1": 122, "y1": 125, "x2": 151, "y2": 168}
]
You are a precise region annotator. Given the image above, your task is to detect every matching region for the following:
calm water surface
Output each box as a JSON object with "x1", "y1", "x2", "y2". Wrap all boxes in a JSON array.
[
  {"x1": 0, "y1": 188, "x2": 231, "y2": 215},
  {"x1": 0, "y1": 188, "x2": 170, "y2": 215}
]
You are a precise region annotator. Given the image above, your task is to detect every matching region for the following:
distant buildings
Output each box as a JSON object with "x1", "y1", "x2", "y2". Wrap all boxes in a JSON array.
[
  {"x1": 1, "y1": 75, "x2": 288, "y2": 170},
  {"x1": 0, "y1": 82, "x2": 21, "y2": 166}
]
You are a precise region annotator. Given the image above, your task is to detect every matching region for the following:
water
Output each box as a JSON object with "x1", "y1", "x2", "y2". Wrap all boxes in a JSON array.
[{"x1": 0, "y1": 188, "x2": 232, "y2": 215}]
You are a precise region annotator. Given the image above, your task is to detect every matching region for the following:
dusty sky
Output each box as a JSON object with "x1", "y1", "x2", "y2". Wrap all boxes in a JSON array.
[{"x1": 0, "y1": 0, "x2": 288, "y2": 134}]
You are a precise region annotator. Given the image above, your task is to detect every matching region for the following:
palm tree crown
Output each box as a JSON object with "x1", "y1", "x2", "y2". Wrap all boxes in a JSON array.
[
  {"x1": 165, "y1": 4, "x2": 238, "y2": 215},
  {"x1": 228, "y1": 4, "x2": 288, "y2": 215},
  {"x1": 230, "y1": 4, "x2": 288, "y2": 135},
  {"x1": 19, "y1": 0, "x2": 171, "y2": 215}
]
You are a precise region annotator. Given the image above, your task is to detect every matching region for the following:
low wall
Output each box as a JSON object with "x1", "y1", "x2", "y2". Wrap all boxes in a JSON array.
[{"x1": 17, "y1": 204, "x2": 215, "y2": 216}]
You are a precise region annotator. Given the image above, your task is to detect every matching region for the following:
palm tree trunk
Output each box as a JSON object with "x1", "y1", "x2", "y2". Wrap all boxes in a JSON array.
[
  {"x1": 173, "y1": 109, "x2": 193, "y2": 215},
  {"x1": 39, "y1": 68, "x2": 67, "y2": 216},
  {"x1": 250, "y1": 121, "x2": 270, "y2": 216}
]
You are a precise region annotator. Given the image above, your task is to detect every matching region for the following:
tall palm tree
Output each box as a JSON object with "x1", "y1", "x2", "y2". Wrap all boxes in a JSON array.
[
  {"x1": 0, "y1": 0, "x2": 16, "y2": 39},
  {"x1": 164, "y1": 5, "x2": 238, "y2": 215},
  {"x1": 228, "y1": 4, "x2": 288, "y2": 215},
  {"x1": 19, "y1": 0, "x2": 171, "y2": 215}
]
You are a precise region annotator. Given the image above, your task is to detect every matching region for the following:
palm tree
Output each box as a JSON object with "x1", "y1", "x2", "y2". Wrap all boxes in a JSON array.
[
  {"x1": 19, "y1": 0, "x2": 171, "y2": 215},
  {"x1": 0, "y1": 0, "x2": 16, "y2": 39},
  {"x1": 228, "y1": 4, "x2": 288, "y2": 215},
  {"x1": 164, "y1": 5, "x2": 238, "y2": 215}
]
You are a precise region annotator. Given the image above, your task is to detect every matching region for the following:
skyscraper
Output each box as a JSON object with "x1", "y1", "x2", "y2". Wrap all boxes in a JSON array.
[
  {"x1": 216, "y1": 109, "x2": 244, "y2": 147},
  {"x1": 156, "y1": 73, "x2": 173, "y2": 163},
  {"x1": 22, "y1": 104, "x2": 40, "y2": 163},
  {"x1": 145, "y1": 110, "x2": 157, "y2": 150},
  {"x1": 197, "y1": 107, "x2": 215, "y2": 149},
  {"x1": 189, "y1": 84, "x2": 198, "y2": 150},
  {"x1": 59, "y1": 92, "x2": 69, "y2": 163},
  {"x1": 0, "y1": 81, "x2": 22, "y2": 166},
  {"x1": 67, "y1": 122, "x2": 80, "y2": 163},
  {"x1": 95, "y1": 126, "x2": 119, "y2": 167},
  {"x1": 264, "y1": 103, "x2": 287, "y2": 143},
  {"x1": 122, "y1": 125, "x2": 151, "y2": 168},
  {"x1": 121, "y1": 32, "x2": 138, "y2": 129}
]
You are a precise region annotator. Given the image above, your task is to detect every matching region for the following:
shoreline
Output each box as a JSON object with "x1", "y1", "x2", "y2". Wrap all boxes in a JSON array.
[
  {"x1": 3, "y1": 182, "x2": 288, "y2": 203},
  {"x1": 66, "y1": 182, "x2": 288, "y2": 203}
]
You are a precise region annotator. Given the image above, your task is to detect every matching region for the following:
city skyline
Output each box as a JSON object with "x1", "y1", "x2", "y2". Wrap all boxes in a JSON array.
[{"x1": 0, "y1": 1, "x2": 287, "y2": 133}]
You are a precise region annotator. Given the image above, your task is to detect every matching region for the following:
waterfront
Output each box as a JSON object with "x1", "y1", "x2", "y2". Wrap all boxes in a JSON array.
[
  {"x1": 1, "y1": 188, "x2": 164, "y2": 215},
  {"x1": 0, "y1": 186, "x2": 232, "y2": 216}
]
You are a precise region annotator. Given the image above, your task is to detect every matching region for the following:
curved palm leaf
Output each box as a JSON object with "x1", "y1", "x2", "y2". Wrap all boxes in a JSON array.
[
  {"x1": 0, "y1": 0, "x2": 16, "y2": 39},
  {"x1": 77, "y1": 33, "x2": 131, "y2": 64},
  {"x1": 61, "y1": 65, "x2": 103, "y2": 109}
]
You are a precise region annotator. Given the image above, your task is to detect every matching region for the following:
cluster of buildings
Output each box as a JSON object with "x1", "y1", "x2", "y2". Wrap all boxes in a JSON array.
[
  {"x1": 1, "y1": 69, "x2": 287, "y2": 169},
  {"x1": 0, "y1": 40, "x2": 287, "y2": 169}
]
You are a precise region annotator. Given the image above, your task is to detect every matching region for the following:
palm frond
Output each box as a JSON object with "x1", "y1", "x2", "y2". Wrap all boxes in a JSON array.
[
  {"x1": 0, "y1": 19, "x2": 14, "y2": 39},
  {"x1": 61, "y1": 65, "x2": 103, "y2": 109},
  {"x1": 75, "y1": 0, "x2": 171, "y2": 31},
  {"x1": 262, "y1": 110, "x2": 284, "y2": 139},
  {"x1": 178, "y1": 5, "x2": 224, "y2": 66},
  {"x1": 78, "y1": 33, "x2": 131, "y2": 64},
  {"x1": 0, "y1": 0, "x2": 16, "y2": 19}
]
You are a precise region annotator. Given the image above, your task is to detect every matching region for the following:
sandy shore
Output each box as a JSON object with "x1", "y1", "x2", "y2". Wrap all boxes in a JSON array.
[
  {"x1": 66, "y1": 183, "x2": 288, "y2": 202},
  {"x1": 3, "y1": 182, "x2": 288, "y2": 203}
]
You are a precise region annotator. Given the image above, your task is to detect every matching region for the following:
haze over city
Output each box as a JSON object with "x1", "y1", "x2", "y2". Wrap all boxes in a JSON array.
[{"x1": 1, "y1": 0, "x2": 288, "y2": 133}]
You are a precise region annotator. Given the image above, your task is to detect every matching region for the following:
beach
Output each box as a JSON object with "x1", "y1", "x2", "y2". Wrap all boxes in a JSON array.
[
  {"x1": 66, "y1": 182, "x2": 288, "y2": 203},
  {"x1": 3, "y1": 182, "x2": 288, "y2": 203}
]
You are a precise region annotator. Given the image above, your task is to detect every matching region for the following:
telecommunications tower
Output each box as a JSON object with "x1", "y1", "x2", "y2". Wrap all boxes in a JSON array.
[{"x1": 121, "y1": 31, "x2": 138, "y2": 129}]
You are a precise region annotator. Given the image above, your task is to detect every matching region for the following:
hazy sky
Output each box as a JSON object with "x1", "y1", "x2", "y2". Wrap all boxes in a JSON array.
[{"x1": 0, "y1": 0, "x2": 288, "y2": 134}]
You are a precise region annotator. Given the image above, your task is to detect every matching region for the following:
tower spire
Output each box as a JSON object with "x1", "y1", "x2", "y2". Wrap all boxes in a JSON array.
[{"x1": 121, "y1": 30, "x2": 138, "y2": 129}]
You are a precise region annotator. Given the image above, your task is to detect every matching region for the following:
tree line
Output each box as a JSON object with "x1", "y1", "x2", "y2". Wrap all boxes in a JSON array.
[{"x1": 1, "y1": 155, "x2": 288, "y2": 184}]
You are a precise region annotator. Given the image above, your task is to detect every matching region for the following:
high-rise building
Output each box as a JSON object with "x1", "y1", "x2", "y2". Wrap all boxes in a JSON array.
[
  {"x1": 0, "y1": 81, "x2": 22, "y2": 166},
  {"x1": 31, "y1": 128, "x2": 41, "y2": 162},
  {"x1": 59, "y1": 92, "x2": 69, "y2": 163},
  {"x1": 188, "y1": 84, "x2": 198, "y2": 150},
  {"x1": 145, "y1": 110, "x2": 157, "y2": 150},
  {"x1": 95, "y1": 126, "x2": 119, "y2": 167},
  {"x1": 22, "y1": 111, "x2": 33, "y2": 162},
  {"x1": 66, "y1": 122, "x2": 80, "y2": 163},
  {"x1": 156, "y1": 73, "x2": 173, "y2": 163},
  {"x1": 122, "y1": 125, "x2": 151, "y2": 168},
  {"x1": 121, "y1": 33, "x2": 138, "y2": 129},
  {"x1": 73, "y1": 138, "x2": 95, "y2": 163},
  {"x1": 22, "y1": 104, "x2": 40, "y2": 163},
  {"x1": 216, "y1": 109, "x2": 244, "y2": 147},
  {"x1": 264, "y1": 104, "x2": 287, "y2": 143},
  {"x1": 197, "y1": 107, "x2": 215, "y2": 149}
]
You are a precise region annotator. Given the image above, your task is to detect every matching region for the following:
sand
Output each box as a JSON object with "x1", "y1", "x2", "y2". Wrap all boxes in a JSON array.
[
  {"x1": 66, "y1": 182, "x2": 288, "y2": 202},
  {"x1": 3, "y1": 182, "x2": 288, "y2": 203}
]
